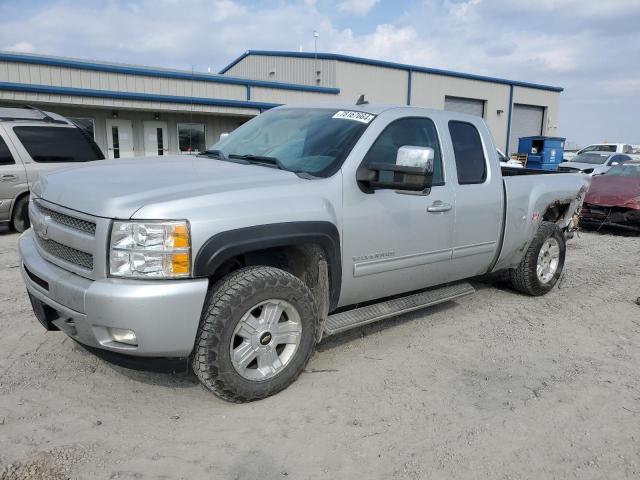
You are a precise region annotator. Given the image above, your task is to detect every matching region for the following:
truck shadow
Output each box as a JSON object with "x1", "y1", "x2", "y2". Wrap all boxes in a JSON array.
[{"x1": 74, "y1": 342, "x2": 197, "y2": 387}]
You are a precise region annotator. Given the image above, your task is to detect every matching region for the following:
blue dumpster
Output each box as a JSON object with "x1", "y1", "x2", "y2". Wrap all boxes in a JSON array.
[{"x1": 517, "y1": 136, "x2": 565, "y2": 171}]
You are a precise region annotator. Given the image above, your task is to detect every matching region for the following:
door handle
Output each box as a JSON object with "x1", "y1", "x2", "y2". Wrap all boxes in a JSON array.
[
  {"x1": 427, "y1": 201, "x2": 452, "y2": 213},
  {"x1": 1, "y1": 174, "x2": 17, "y2": 182}
]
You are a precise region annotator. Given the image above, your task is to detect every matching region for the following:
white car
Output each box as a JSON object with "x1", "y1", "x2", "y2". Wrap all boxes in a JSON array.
[
  {"x1": 563, "y1": 143, "x2": 633, "y2": 161},
  {"x1": 558, "y1": 152, "x2": 634, "y2": 175}
]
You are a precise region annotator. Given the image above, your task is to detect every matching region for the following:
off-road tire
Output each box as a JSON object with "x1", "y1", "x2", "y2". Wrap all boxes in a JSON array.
[
  {"x1": 510, "y1": 221, "x2": 566, "y2": 296},
  {"x1": 11, "y1": 195, "x2": 30, "y2": 233},
  {"x1": 192, "y1": 266, "x2": 318, "y2": 402}
]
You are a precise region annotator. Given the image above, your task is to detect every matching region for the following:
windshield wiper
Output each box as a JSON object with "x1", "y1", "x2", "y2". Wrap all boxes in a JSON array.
[
  {"x1": 198, "y1": 149, "x2": 230, "y2": 161},
  {"x1": 228, "y1": 154, "x2": 286, "y2": 170}
]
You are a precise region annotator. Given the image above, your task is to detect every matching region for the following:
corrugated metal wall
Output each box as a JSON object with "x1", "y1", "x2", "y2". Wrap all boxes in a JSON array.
[
  {"x1": 334, "y1": 61, "x2": 407, "y2": 104},
  {"x1": 223, "y1": 55, "x2": 337, "y2": 87},
  {"x1": 411, "y1": 72, "x2": 511, "y2": 151},
  {"x1": 0, "y1": 61, "x2": 247, "y2": 103}
]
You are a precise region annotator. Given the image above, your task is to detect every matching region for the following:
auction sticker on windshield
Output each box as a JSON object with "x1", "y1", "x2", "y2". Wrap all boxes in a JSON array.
[{"x1": 332, "y1": 111, "x2": 376, "y2": 123}]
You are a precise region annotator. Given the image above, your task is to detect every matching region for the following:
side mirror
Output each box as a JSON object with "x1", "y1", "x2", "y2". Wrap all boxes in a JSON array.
[
  {"x1": 356, "y1": 146, "x2": 435, "y2": 193},
  {"x1": 610, "y1": 161, "x2": 619, "y2": 166},
  {"x1": 219, "y1": 132, "x2": 230, "y2": 142}
]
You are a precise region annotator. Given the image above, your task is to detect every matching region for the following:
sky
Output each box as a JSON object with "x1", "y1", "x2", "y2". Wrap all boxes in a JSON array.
[{"x1": 1, "y1": 0, "x2": 639, "y2": 147}]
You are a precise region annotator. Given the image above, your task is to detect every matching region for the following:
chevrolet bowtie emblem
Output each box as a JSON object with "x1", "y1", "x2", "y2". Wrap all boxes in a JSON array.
[{"x1": 35, "y1": 214, "x2": 51, "y2": 240}]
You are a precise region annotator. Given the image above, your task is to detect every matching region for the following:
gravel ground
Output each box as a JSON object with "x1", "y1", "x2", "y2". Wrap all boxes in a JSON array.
[{"x1": 1, "y1": 225, "x2": 639, "y2": 479}]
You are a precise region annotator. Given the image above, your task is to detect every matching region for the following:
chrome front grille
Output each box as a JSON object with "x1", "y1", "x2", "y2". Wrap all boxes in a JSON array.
[
  {"x1": 29, "y1": 198, "x2": 101, "y2": 277},
  {"x1": 34, "y1": 201, "x2": 96, "y2": 235},
  {"x1": 35, "y1": 235, "x2": 94, "y2": 270}
]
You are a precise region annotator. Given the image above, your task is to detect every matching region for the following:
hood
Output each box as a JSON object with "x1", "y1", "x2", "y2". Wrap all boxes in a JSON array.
[
  {"x1": 585, "y1": 175, "x2": 640, "y2": 208},
  {"x1": 558, "y1": 162, "x2": 606, "y2": 174},
  {"x1": 33, "y1": 155, "x2": 306, "y2": 218}
]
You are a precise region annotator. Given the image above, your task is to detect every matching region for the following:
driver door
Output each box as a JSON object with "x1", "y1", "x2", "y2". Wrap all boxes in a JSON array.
[{"x1": 339, "y1": 116, "x2": 455, "y2": 307}]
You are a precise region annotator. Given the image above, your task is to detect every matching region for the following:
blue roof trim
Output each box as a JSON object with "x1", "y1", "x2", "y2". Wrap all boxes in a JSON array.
[
  {"x1": 0, "y1": 51, "x2": 340, "y2": 95},
  {"x1": 220, "y1": 50, "x2": 564, "y2": 93},
  {"x1": 0, "y1": 81, "x2": 281, "y2": 110}
]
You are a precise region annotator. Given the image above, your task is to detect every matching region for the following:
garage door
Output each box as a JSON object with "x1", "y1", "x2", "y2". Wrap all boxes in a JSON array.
[
  {"x1": 509, "y1": 104, "x2": 544, "y2": 154},
  {"x1": 444, "y1": 96, "x2": 485, "y2": 117}
]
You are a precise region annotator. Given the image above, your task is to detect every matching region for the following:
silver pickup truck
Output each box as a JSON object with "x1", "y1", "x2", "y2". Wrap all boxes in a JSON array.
[{"x1": 19, "y1": 104, "x2": 590, "y2": 402}]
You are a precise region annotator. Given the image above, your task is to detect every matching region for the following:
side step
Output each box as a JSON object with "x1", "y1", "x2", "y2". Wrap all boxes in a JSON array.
[{"x1": 323, "y1": 282, "x2": 475, "y2": 336}]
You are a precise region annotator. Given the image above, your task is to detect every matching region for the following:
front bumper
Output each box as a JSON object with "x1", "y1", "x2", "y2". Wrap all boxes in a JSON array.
[{"x1": 19, "y1": 229, "x2": 209, "y2": 357}]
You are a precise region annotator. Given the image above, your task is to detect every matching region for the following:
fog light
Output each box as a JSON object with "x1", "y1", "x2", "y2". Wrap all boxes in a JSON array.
[{"x1": 107, "y1": 327, "x2": 138, "y2": 346}]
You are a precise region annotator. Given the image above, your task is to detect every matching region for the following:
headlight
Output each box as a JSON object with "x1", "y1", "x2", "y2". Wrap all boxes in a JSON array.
[{"x1": 109, "y1": 221, "x2": 191, "y2": 278}]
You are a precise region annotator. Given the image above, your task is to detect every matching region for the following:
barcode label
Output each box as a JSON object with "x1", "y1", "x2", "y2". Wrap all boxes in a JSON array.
[{"x1": 332, "y1": 111, "x2": 375, "y2": 123}]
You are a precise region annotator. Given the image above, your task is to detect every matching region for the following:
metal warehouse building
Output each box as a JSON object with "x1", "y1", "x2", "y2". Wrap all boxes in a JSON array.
[{"x1": 0, "y1": 49, "x2": 562, "y2": 158}]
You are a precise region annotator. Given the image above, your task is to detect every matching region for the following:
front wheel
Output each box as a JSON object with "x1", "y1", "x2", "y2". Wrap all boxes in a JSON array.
[
  {"x1": 191, "y1": 266, "x2": 319, "y2": 402},
  {"x1": 510, "y1": 221, "x2": 566, "y2": 296}
]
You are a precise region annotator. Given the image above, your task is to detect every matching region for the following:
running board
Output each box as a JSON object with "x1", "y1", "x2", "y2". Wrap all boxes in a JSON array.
[{"x1": 324, "y1": 282, "x2": 475, "y2": 336}]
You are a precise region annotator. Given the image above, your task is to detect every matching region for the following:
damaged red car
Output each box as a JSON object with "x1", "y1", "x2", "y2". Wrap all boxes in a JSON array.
[{"x1": 580, "y1": 161, "x2": 640, "y2": 231}]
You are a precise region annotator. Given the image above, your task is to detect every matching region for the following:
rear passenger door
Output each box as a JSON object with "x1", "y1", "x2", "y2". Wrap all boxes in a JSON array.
[
  {"x1": 0, "y1": 128, "x2": 28, "y2": 222},
  {"x1": 446, "y1": 120, "x2": 503, "y2": 279}
]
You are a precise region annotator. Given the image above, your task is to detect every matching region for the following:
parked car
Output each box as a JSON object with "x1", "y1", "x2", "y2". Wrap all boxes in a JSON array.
[
  {"x1": 580, "y1": 161, "x2": 640, "y2": 231},
  {"x1": 0, "y1": 106, "x2": 105, "y2": 232},
  {"x1": 558, "y1": 152, "x2": 634, "y2": 175},
  {"x1": 563, "y1": 143, "x2": 633, "y2": 161},
  {"x1": 19, "y1": 104, "x2": 590, "y2": 402}
]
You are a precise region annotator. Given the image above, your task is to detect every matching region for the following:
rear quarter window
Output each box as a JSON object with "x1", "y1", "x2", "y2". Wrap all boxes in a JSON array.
[
  {"x1": 448, "y1": 121, "x2": 487, "y2": 185},
  {"x1": 13, "y1": 126, "x2": 104, "y2": 163}
]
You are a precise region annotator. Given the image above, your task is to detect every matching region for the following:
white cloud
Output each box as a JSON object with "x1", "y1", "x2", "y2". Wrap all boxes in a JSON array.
[
  {"x1": 3, "y1": 41, "x2": 36, "y2": 53},
  {"x1": 444, "y1": 0, "x2": 481, "y2": 19},
  {"x1": 337, "y1": 0, "x2": 379, "y2": 15},
  {"x1": 0, "y1": 0, "x2": 639, "y2": 144}
]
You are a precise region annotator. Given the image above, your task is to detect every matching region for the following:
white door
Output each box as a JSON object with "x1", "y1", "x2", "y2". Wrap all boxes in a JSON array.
[
  {"x1": 105, "y1": 119, "x2": 134, "y2": 159},
  {"x1": 444, "y1": 96, "x2": 485, "y2": 117},
  {"x1": 509, "y1": 104, "x2": 544, "y2": 155},
  {"x1": 143, "y1": 121, "x2": 168, "y2": 157}
]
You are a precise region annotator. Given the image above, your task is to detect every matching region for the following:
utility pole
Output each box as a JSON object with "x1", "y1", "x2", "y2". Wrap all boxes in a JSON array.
[{"x1": 313, "y1": 30, "x2": 319, "y2": 84}]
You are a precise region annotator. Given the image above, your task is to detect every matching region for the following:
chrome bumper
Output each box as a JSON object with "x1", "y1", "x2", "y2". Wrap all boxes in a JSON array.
[{"x1": 19, "y1": 229, "x2": 209, "y2": 357}]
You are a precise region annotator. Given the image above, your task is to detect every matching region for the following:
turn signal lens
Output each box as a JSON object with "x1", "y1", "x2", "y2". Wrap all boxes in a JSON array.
[
  {"x1": 172, "y1": 224, "x2": 190, "y2": 248},
  {"x1": 170, "y1": 253, "x2": 190, "y2": 275}
]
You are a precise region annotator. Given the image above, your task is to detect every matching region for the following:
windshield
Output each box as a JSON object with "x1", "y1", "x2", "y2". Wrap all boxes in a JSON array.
[
  {"x1": 605, "y1": 163, "x2": 640, "y2": 178},
  {"x1": 203, "y1": 108, "x2": 374, "y2": 177},
  {"x1": 579, "y1": 144, "x2": 616, "y2": 154},
  {"x1": 571, "y1": 153, "x2": 610, "y2": 165}
]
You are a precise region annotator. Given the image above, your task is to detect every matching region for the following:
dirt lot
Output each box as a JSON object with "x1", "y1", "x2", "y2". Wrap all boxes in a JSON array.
[{"x1": 1, "y1": 225, "x2": 639, "y2": 480}]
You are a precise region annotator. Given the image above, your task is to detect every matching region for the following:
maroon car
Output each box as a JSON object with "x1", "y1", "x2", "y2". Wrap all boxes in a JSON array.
[{"x1": 580, "y1": 161, "x2": 640, "y2": 231}]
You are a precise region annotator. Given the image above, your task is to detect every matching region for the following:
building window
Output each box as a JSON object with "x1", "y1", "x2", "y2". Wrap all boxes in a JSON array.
[
  {"x1": 68, "y1": 117, "x2": 96, "y2": 139},
  {"x1": 177, "y1": 123, "x2": 206, "y2": 153}
]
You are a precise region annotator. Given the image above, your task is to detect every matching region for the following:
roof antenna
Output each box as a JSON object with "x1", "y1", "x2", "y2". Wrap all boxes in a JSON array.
[{"x1": 355, "y1": 94, "x2": 368, "y2": 105}]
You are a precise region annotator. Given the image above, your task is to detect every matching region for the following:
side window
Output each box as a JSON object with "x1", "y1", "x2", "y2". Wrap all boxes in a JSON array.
[
  {"x1": 12, "y1": 126, "x2": 104, "y2": 162},
  {"x1": 0, "y1": 135, "x2": 15, "y2": 165},
  {"x1": 448, "y1": 121, "x2": 487, "y2": 185},
  {"x1": 362, "y1": 117, "x2": 444, "y2": 185}
]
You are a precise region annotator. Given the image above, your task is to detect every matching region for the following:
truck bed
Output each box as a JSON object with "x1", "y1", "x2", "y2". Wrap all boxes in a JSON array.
[{"x1": 491, "y1": 170, "x2": 591, "y2": 272}]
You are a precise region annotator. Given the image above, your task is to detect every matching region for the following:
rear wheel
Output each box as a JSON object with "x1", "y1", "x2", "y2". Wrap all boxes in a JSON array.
[
  {"x1": 192, "y1": 266, "x2": 318, "y2": 402},
  {"x1": 11, "y1": 195, "x2": 30, "y2": 233},
  {"x1": 510, "y1": 221, "x2": 566, "y2": 296}
]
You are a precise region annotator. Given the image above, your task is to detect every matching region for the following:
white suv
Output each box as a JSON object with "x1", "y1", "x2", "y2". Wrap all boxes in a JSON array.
[{"x1": 0, "y1": 106, "x2": 104, "y2": 231}]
